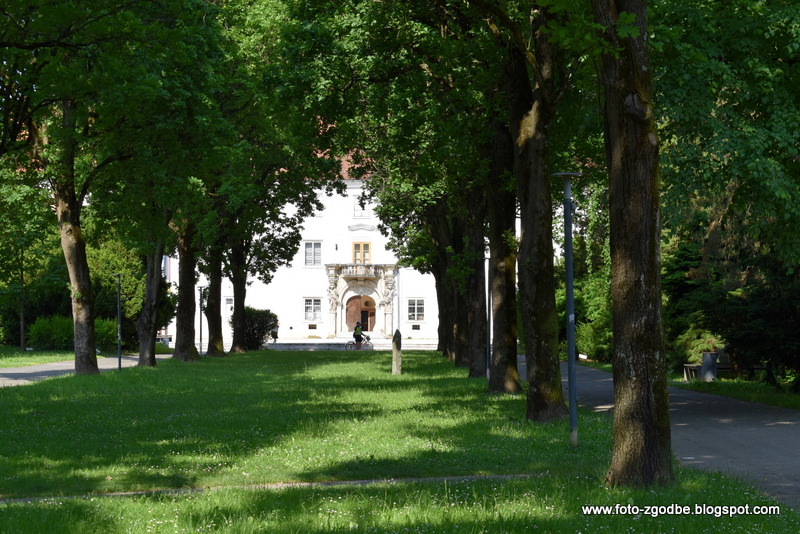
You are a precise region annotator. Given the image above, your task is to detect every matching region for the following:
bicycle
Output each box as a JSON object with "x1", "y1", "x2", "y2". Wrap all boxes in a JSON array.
[{"x1": 345, "y1": 335, "x2": 372, "y2": 350}]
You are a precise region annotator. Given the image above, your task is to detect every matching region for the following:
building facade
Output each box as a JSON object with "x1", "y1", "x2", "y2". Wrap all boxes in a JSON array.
[{"x1": 164, "y1": 180, "x2": 439, "y2": 348}]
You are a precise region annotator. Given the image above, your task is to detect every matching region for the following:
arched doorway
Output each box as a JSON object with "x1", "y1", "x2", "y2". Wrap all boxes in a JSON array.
[{"x1": 346, "y1": 295, "x2": 376, "y2": 332}]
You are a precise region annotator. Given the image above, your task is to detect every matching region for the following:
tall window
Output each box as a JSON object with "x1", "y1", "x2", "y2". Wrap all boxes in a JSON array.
[
  {"x1": 305, "y1": 298, "x2": 322, "y2": 321},
  {"x1": 304, "y1": 241, "x2": 322, "y2": 266},
  {"x1": 408, "y1": 299, "x2": 425, "y2": 321},
  {"x1": 352, "y1": 242, "x2": 371, "y2": 264}
]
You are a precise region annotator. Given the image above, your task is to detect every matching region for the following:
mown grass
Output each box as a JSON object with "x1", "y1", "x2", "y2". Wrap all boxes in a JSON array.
[{"x1": 0, "y1": 349, "x2": 797, "y2": 533}]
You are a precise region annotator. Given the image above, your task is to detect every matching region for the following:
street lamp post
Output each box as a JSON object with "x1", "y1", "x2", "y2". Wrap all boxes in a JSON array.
[
  {"x1": 553, "y1": 172, "x2": 582, "y2": 446},
  {"x1": 485, "y1": 256, "x2": 492, "y2": 381},
  {"x1": 113, "y1": 273, "x2": 123, "y2": 371}
]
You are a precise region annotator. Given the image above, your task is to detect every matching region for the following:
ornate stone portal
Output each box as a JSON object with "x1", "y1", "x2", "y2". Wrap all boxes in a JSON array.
[{"x1": 326, "y1": 264, "x2": 397, "y2": 338}]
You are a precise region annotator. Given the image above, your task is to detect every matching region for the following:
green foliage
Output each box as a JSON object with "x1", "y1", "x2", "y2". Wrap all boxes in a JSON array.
[
  {"x1": 653, "y1": 0, "x2": 800, "y2": 381},
  {"x1": 94, "y1": 318, "x2": 118, "y2": 353},
  {"x1": 654, "y1": 0, "x2": 800, "y2": 262},
  {"x1": 661, "y1": 236, "x2": 716, "y2": 370},
  {"x1": 27, "y1": 316, "x2": 74, "y2": 352},
  {"x1": 234, "y1": 307, "x2": 278, "y2": 350},
  {"x1": 27, "y1": 315, "x2": 118, "y2": 352},
  {"x1": 86, "y1": 234, "x2": 145, "y2": 322},
  {"x1": 154, "y1": 342, "x2": 173, "y2": 354},
  {"x1": 555, "y1": 180, "x2": 613, "y2": 362},
  {"x1": 0, "y1": 242, "x2": 71, "y2": 346},
  {"x1": 662, "y1": 221, "x2": 800, "y2": 383}
]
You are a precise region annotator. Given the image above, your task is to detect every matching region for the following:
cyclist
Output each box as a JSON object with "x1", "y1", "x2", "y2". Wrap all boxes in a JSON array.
[{"x1": 353, "y1": 321, "x2": 363, "y2": 350}]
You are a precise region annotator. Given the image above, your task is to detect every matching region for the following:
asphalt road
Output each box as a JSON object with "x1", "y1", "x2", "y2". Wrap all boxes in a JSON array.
[
  {"x1": 2, "y1": 356, "x2": 798, "y2": 511},
  {"x1": 561, "y1": 362, "x2": 800, "y2": 512}
]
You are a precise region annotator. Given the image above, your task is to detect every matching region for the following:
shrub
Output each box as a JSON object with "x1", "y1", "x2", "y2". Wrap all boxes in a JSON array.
[
  {"x1": 94, "y1": 318, "x2": 118, "y2": 353},
  {"x1": 28, "y1": 315, "x2": 119, "y2": 352},
  {"x1": 576, "y1": 319, "x2": 613, "y2": 362},
  {"x1": 155, "y1": 342, "x2": 173, "y2": 354},
  {"x1": 28, "y1": 316, "x2": 73, "y2": 350},
  {"x1": 233, "y1": 307, "x2": 278, "y2": 350}
]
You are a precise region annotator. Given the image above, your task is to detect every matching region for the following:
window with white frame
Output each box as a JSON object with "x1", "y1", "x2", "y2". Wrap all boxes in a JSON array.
[
  {"x1": 304, "y1": 241, "x2": 322, "y2": 266},
  {"x1": 305, "y1": 298, "x2": 322, "y2": 321},
  {"x1": 407, "y1": 299, "x2": 425, "y2": 321}
]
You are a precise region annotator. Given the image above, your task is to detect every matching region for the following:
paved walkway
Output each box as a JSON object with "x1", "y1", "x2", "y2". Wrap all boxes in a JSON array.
[
  {"x1": 562, "y1": 362, "x2": 800, "y2": 511},
  {"x1": 1, "y1": 356, "x2": 798, "y2": 510},
  {"x1": 0, "y1": 354, "x2": 172, "y2": 387}
]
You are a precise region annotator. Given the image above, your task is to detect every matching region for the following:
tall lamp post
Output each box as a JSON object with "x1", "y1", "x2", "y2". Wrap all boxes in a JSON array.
[
  {"x1": 553, "y1": 172, "x2": 582, "y2": 446},
  {"x1": 113, "y1": 273, "x2": 123, "y2": 371}
]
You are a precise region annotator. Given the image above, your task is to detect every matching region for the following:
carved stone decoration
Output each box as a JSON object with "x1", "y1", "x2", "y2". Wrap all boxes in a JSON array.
[
  {"x1": 327, "y1": 268, "x2": 340, "y2": 312},
  {"x1": 348, "y1": 223, "x2": 377, "y2": 232},
  {"x1": 380, "y1": 269, "x2": 396, "y2": 311}
]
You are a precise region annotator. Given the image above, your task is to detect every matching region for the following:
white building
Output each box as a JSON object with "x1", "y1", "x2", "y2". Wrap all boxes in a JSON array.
[{"x1": 164, "y1": 179, "x2": 439, "y2": 349}]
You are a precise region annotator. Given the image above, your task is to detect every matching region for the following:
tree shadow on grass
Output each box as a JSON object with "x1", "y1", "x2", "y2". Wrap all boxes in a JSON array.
[{"x1": 0, "y1": 350, "x2": 589, "y2": 499}]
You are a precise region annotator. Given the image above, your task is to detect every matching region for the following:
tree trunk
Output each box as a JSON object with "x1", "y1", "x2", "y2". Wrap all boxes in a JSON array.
[
  {"x1": 136, "y1": 241, "x2": 164, "y2": 367},
  {"x1": 57, "y1": 196, "x2": 98, "y2": 374},
  {"x1": 427, "y1": 203, "x2": 457, "y2": 361},
  {"x1": 487, "y1": 122, "x2": 521, "y2": 393},
  {"x1": 431, "y1": 266, "x2": 453, "y2": 358},
  {"x1": 172, "y1": 223, "x2": 200, "y2": 361},
  {"x1": 228, "y1": 239, "x2": 249, "y2": 353},
  {"x1": 204, "y1": 245, "x2": 226, "y2": 356},
  {"x1": 592, "y1": 0, "x2": 674, "y2": 486},
  {"x1": 504, "y1": 43, "x2": 566, "y2": 421},
  {"x1": 53, "y1": 100, "x2": 98, "y2": 375},
  {"x1": 463, "y1": 191, "x2": 488, "y2": 379}
]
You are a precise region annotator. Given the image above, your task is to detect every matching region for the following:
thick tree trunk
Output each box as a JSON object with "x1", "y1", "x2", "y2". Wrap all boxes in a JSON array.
[
  {"x1": 487, "y1": 122, "x2": 520, "y2": 393},
  {"x1": 463, "y1": 192, "x2": 488, "y2": 379},
  {"x1": 427, "y1": 199, "x2": 486, "y2": 372},
  {"x1": 136, "y1": 241, "x2": 164, "y2": 367},
  {"x1": 204, "y1": 246, "x2": 226, "y2": 356},
  {"x1": 58, "y1": 209, "x2": 98, "y2": 374},
  {"x1": 228, "y1": 239, "x2": 249, "y2": 353},
  {"x1": 592, "y1": 0, "x2": 674, "y2": 486},
  {"x1": 504, "y1": 44, "x2": 566, "y2": 421},
  {"x1": 172, "y1": 224, "x2": 200, "y2": 361},
  {"x1": 432, "y1": 268, "x2": 449, "y2": 355},
  {"x1": 428, "y1": 204, "x2": 458, "y2": 362}
]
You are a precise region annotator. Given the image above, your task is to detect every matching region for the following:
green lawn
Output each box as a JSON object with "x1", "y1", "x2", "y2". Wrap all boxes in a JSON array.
[{"x1": 0, "y1": 349, "x2": 797, "y2": 533}]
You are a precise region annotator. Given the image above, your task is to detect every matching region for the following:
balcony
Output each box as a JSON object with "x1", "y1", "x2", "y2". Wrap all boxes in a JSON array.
[
  {"x1": 327, "y1": 263, "x2": 395, "y2": 281},
  {"x1": 341, "y1": 264, "x2": 377, "y2": 279}
]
